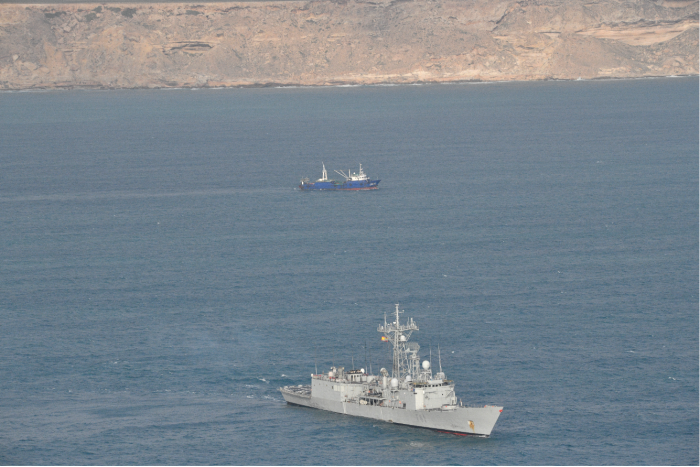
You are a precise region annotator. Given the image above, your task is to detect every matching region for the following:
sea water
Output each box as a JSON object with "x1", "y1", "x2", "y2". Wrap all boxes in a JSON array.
[{"x1": 0, "y1": 78, "x2": 697, "y2": 465}]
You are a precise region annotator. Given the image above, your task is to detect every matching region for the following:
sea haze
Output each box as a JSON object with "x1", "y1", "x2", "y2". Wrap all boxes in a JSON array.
[{"x1": 0, "y1": 78, "x2": 698, "y2": 465}]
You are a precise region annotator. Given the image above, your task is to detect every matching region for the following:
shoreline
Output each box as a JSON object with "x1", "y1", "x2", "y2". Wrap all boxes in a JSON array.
[{"x1": 1, "y1": 74, "x2": 697, "y2": 92}]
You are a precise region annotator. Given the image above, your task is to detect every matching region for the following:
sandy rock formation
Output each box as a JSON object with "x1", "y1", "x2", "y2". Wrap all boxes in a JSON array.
[{"x1": 0, "y1": 0, "x2": 697, "y2": 89}]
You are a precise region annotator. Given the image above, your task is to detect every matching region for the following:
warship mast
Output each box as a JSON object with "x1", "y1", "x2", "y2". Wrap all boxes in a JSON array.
[{"x1": 378, "y1": 304, "x2": 419, "y2": 380}]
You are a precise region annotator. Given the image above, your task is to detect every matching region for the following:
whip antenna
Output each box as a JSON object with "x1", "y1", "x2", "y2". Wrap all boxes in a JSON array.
[{"x1": 430, "y1": 344, "x2": 432, "y2": 371}]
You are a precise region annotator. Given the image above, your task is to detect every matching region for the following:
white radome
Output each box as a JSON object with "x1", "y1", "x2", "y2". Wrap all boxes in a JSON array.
[{"x1": 422, "y1": 360, "x2": 430, "y2": 370}]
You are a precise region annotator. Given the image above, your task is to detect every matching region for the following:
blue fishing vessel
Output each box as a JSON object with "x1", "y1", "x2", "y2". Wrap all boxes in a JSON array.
[{"x1": 299, "y1": 164, "x2": 380, "y2": 191}]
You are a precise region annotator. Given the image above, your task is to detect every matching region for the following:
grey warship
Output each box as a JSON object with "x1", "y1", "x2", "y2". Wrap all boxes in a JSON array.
[{"x1": 279, "y1": 304, "x2": 503, "y2": 436}]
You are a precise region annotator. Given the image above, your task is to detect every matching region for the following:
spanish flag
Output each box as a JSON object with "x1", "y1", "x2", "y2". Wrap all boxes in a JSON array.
[{"x1": 381, "y1": 336, "x2": 388, "y2": 342}]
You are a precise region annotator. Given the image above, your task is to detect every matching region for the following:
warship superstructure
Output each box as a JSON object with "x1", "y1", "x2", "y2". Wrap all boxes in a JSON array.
[
  {"x1": 280, "y1": 305, "x2": 502, "y2": 436},
  {"x1": 299, "y1": 163, "x2": 380, "y2": 190}
]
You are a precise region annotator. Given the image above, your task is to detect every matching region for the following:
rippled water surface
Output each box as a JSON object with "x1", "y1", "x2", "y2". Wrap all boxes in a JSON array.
[{"x1": 1, "y1": 78, "x2": 698, "y2": 465}]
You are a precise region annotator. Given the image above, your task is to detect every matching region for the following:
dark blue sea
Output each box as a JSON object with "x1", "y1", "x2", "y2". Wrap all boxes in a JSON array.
[{"x1": 1, "y1": 77, "x2": 698, "y2": 465}]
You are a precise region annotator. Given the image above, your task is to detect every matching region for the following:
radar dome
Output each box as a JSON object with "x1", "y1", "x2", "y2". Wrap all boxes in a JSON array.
[
  {"x1": 405, "y1": 375, "x2": 412, "y2": 383},
  {"x1": 390, "y1": 378, "x2": 399, "y2": 388},
  {"x1": 360, "y1": 368, "x2": 365, "y2": 374},
  {"x1": 328, "y1": 371, "x2": 335, "y2": 377},
  {"x1": 422, "y1": 360, "x2": 430, "y2": 370},
  {"x1": 399, "y1": 335, "x2": 407, "y2": 342}
]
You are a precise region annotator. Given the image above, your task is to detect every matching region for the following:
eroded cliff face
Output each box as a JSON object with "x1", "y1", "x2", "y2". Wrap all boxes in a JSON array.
[{"x1": 0, "y1": 0, "x2": 697, "y2": 89}]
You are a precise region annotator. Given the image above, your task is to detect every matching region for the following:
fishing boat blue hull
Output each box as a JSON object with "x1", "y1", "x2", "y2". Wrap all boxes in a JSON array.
[{"x1": 299, "y1": 179, "x2": 380, "y2": 191}]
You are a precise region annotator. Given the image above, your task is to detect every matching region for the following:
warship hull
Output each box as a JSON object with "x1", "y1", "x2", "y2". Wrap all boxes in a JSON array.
[{"x1": 280, "y1": 384, "x2": 502, "y2": 436}]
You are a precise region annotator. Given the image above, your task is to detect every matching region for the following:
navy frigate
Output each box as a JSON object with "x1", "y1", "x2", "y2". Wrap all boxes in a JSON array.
[{"x1": 279, "y1": 304, "x2": 503, "y2": 436}]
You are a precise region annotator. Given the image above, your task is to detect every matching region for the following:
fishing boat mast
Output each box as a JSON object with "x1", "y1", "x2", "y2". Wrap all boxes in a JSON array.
[{"x1": 317, "y1": 163, "x2": 329, "y2": 182}]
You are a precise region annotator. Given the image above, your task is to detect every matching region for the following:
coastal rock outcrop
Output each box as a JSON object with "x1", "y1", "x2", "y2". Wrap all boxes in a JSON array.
[{"x1": 0, "y1": 0, "x2": 697, "y2": 89}]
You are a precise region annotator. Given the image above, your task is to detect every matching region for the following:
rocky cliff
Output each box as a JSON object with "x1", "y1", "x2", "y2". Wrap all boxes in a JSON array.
[{"x1": 0, "y1": 0, "x2": 697, "y2": 89}]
